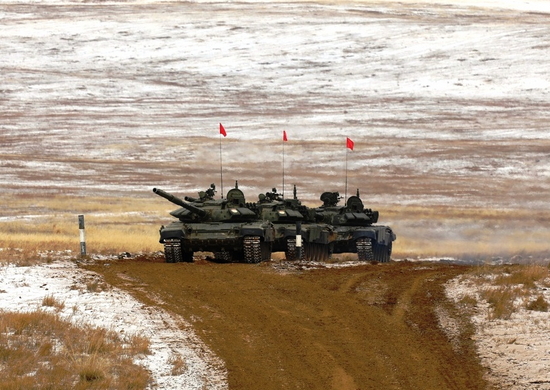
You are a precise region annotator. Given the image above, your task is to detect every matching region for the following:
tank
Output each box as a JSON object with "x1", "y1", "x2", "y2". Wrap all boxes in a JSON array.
[
  {"x1": 153, "y1": 183, "x2": 275, "y2": 263},
  {"x1": 250, "y1": 186, "x2": 335, "y2": 261},
  {"x1": 314, "y1": 190, "x2": 396, "y2": 262}
]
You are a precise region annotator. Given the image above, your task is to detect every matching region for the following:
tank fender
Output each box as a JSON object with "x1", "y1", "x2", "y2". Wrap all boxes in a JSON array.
[
  {"x1": 382, "y1": 228, "x2": 397, "y2": 244},
  {"x1": 353, "y1": 227, "x2": 396, "y2": 245},
  {"x1": 279, "y1": 226, "x2": 297, "y2": 238},
  {"x1": 159, "y1": 226, "x2": 185, "y2": 243},
  {"x1": 352, "y1": 229, "x2": 377, "y2": 242},
  {"x1": 373, "y1": 227, "x2": 397, "y2": 245},
  {"x1": 303, "y1": 225, "x2": 333, "y2": 244},
  {"x1": 241, "y1": 225, "x2": 275, "y2": 242}
]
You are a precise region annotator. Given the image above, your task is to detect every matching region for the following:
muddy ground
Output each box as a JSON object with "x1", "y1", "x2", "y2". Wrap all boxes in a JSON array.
[{"x1": 87, "y1": 257, "x2": 491, "y2": 390}]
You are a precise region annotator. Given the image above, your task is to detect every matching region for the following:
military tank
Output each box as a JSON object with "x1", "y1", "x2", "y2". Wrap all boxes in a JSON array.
[
  {"x1": 314, "y1": 190, "x2": 396, "y2": 262},
  {"x1": 251, "y1": 186, "x2": 335, "y2": 261},
  {"x1": 153, "y1": 183, "x2": 275, "y2": 263}
]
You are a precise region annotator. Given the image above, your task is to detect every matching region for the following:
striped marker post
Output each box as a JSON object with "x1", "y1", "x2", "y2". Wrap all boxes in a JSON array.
[
  {"x1": 295, "y1": 221, "x2": 302, "y2": 259},
  {"x1": 78, "y1": 215, "x2": 87, "y2": 257}
]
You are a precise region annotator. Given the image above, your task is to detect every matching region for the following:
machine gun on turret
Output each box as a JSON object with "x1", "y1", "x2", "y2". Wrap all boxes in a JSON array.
[{"x1": 320, "y1": 192, "x2": 342, "y2": 207}]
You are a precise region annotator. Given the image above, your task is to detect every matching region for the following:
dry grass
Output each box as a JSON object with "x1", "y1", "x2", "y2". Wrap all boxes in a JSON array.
[
  {"x1": 480, "y1": 286, "x2": 525, "y2": 320},
  {"x1": 168, "y1": 354, "x2": 187, "y2": 376},
  {"x1": 383, "y1": 205, "x2": 550, "y2": 259},
  {"x1": 42, "y1": 294, "x2": 65, "y2": 311},
  {"x1": 0, "y1": 310, "x2": 151, "y2": 389},
  {"x1": 493, "y1": 265, "x2": 549, "y2": 288},
  {"x1": 3, "y1": 193, "x2": 550, "y2": 263},
  {"x1": 526, "y1": 295, "x2": 549, "y2": 312},
  {"x1": 467, "y1": 264, "x2": 550, "y2": 319},
  {"x1": 0, "y1": 196, "x2": 168, "y2": 264}
]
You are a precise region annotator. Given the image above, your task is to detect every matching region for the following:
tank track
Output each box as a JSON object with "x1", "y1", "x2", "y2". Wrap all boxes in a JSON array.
[
  {"x1": 164, "y1": 239, "x2": 182, "y2": 263},
  {"x1": 285, "y1": 238, "x2": 305, "y2": 261},
  {"x1": 163, "y1": 239, "x2": 193, "y2": 263},
  {"x1": 243, "y1": 236, "x2": 263, "y2": 263},
  {"x1": 214, "y1": 251, "x2": 233, "y2": 262},
  {"x1": 356, "y1": 238, "x2": 374, "y2": 262},
  {"x1": 245, "y1": 236, "x2": 272, "y2": 263}
]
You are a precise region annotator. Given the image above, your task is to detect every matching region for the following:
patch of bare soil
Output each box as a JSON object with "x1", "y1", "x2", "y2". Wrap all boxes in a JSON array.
[{"x1": 87, "y1": 258, "x2": 491, "y2": 390}]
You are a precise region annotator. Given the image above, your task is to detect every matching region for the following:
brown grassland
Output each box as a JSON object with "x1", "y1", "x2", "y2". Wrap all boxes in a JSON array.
[
  {"x1": 2, "y1": 195, "x2": 550, "y2": 261},
  {"x1": 0, "y1": 308, "x2": 151, "y2": 390}
]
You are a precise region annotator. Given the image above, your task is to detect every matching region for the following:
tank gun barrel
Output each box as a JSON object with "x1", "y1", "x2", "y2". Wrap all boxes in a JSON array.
[{"x1": 153, "y1": 188, "x2": 207, "y2": 218}]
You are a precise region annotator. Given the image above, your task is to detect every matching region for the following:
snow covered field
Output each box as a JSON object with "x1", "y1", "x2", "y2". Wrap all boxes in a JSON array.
[
  {"x1": 0, "y1": 257, "x2": 227, "y2": 389},
  {"x1": 447, "y1": 270, "x2": 550, "y2": 390},
  {"x1": 1, "y1": 0, "x2": 550, "y2": 209}
]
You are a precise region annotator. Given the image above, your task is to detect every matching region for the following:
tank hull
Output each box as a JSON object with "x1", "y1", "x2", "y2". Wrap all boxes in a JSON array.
[
  {"x1": 159, "y1": 220, "x2": 275, "y2": 263},
  {"x1": 270, "y1": 223, "x2": 336, "y2": 261}
]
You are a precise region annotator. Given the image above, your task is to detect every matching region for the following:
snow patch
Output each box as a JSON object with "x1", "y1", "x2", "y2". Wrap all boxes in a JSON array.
[{"x1": 0, "y1": 260, "x2": 228, "y2": 390}]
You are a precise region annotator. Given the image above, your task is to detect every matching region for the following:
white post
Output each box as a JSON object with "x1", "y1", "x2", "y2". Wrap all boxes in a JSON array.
[
  {"x1": 78, "y1": 215, "x2": 86, "y2": 257},
  {"x1": 296, "y1": 221, "x2": 302, "y2": 259}
]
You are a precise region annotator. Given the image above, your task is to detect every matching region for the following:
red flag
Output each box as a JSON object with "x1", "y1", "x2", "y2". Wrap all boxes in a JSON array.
[
  {"x1": 346, "y1": 137, "x2": 354, "y2": 150},
  {"x1": 283, "y1": 130, "x2": 288, "y2": 142},
  {"x1": 219, "y1": 123, "x2": 227, "y2": 137}
]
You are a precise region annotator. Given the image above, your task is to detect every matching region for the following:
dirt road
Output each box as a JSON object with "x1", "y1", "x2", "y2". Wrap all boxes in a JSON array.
[{"x1": 88, "y1": 258, "x2": 490, "y2": 389}]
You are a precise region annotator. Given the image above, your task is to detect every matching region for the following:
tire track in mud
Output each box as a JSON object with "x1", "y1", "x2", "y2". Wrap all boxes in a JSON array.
[{"x1": 87, "y1": 258, "x2": 492, "y2": 390}]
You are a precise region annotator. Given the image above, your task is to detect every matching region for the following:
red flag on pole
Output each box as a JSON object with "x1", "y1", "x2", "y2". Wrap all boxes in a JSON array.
[
  {"x1": 346, "y1": 137, "x2": 354, "y2": 150},
  {"x1": 283, "y1": 130, "x2": 288, "y2": 141},
  {"x1": 219, "y1": 123, "x2": 227, "y2": 137}
]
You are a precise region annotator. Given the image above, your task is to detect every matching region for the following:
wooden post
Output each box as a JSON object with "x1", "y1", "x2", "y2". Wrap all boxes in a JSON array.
[{"x1": 78, "y1": 215, "x2": 86, "y2": 257}]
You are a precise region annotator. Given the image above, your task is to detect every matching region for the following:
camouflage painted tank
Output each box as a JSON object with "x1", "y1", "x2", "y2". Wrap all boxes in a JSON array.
[
  {"x1": 251, "y1": 186, "x2": 335, "y2": 261},
  {"x1": 153, "y1": 183, "x2": 274, "y2": 263},
  {"x1": 314, "y1": 190, "x2": 396, "y2": 262}
]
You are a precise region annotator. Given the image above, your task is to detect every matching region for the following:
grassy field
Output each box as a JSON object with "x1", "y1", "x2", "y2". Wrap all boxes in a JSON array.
[
  {"x1": 2, "y1": 192, "x2": 550, "y2": 263},
  {"x1": 0, "y1": 305, "x2": 151, "y2": 389}
]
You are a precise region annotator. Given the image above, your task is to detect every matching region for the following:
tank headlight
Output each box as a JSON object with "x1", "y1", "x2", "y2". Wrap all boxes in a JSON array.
[
  {"x1": 278, "y1": 210, "x2": 287, "y2": 216},
  {"x1": 230, "y1": 208, "x2": 240, "y2": 215}
]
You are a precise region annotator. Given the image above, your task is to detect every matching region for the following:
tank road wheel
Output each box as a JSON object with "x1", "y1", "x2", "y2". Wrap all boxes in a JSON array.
[
  {"x1": 243, "y1": 236, "x2": 262, "y2": 264},
  {"x1": 373, "y1": 242, "x2": 392, "y2": 263},
  {"x1": 356, "y1": 238, "x2": 374, "y2": 262},
  {"x1": 164, "y1": 239, "x2": 182, "y2": 263},
  {"x1": 286, "y1": 238, "x2": 306, "y2": 261},
  {"x1": 285, "y1": 238, "x2": 297, "y2": 261},
  {"x1": 261, "y1": 240, "x2": 272, "y2": 262},
  {"x1": 214, "y1": 251, "x2": 233, "y2": 262},
  {"x1": 182, "y1": 251, "x2": 194, "y2": 263}
]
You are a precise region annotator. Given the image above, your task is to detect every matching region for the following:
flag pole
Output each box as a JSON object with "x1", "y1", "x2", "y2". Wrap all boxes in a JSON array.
[
  {"x1": 282, "y1": 131, "x2": 285, "y2": 199},
  {"x1": 345, "y1": 147, "x2": 348, "y2": 203},
  {"x1": 219, "y1": 123, "x2": 227, "y2": 198},
  {"x1": 220, "y1": 134, "x2": 223, "y2": 197},
  {"x1": 345, "y1": 137, "x2": 354, "y2": 204},
  {"x1": 282, "y1": 130, "x2": 288, "y2": 199}
]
